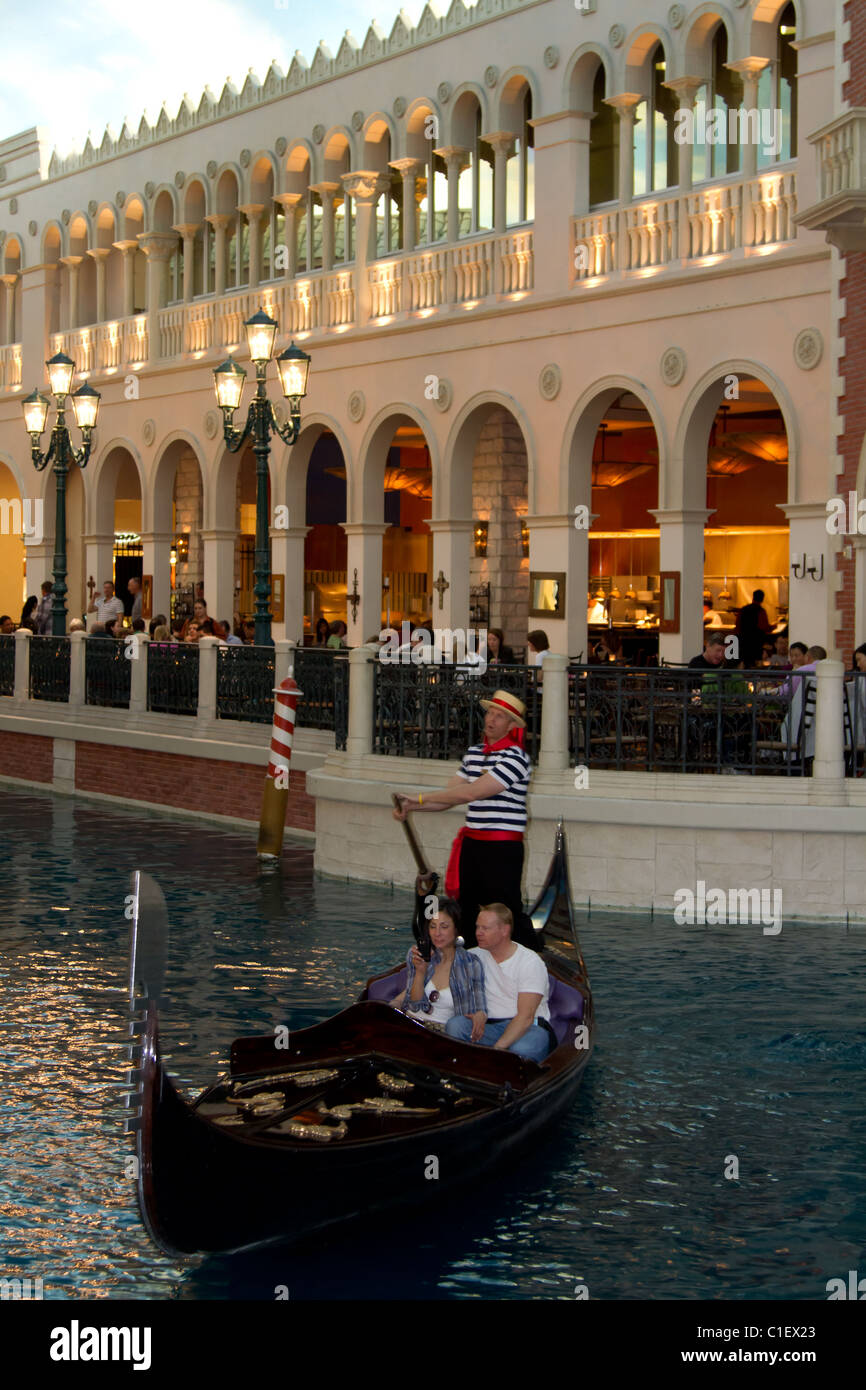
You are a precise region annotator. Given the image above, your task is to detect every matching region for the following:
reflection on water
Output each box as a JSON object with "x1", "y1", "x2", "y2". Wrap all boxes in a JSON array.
[{"x1": 1, "y1": 786, "x2": 864, "y2": 1300}]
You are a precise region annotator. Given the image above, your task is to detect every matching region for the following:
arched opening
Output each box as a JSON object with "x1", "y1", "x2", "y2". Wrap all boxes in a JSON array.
[
  {"x1": 69, "y1": 215, "x2": 95, "y2": 328},
  {"x1": 406, "y1": 102, "x2": 448, "y2": 245},
  {"x1": 322, "y1": 132, "x2": 353, "y2": 267},
  {"x1": 123, "y1": 198, "x2": 147, "y2": 314},
  {"x1": 216, "y1": 169, "x2": 245, "y2": 289},
  {"x1": 700, "y1": 379, "x2": 789, "y2": 655},
  {"x1": 304, "y1": 432, "x2": 349, "y2": 637},
  {"x1": 630, "y1": 39, "x2": 678, "y2": 197},
  {"x1": 365, "y1": 119, "x2": 401, "y2": 258},
  {"x1": 251, "y1": 157, "x2": 281, "y2": 284},
  {"x1": 500, "y1": 76, "x2": 535, "y2": 226},
  {"x1": 691, "y1": 21, "x2": 744, "y2": 183},
  {"x1": 234, "y1": 444, "x2": 270, "y2": 623},
  {"x1": 95, "y1": 447, "x2": 143, "y2": 611},
  {"x1": 757, "y1": 2, "x2": 798, "y2": 167},
  {"x1": 153, "y1": 190, "x2": 182, "y2": 302},
  {"x1": 452, "y1": 92, "x2": 494, "y2": 237},
  {"x1": 285, "y1": 144, "x2": 316, "y2": 273},
  {"x1": 184, "y1": 180, "x2": 211, "y2": 297},
  {"x1": 1, "y1": 236, "x2": 22, "y2": 343},
  {"x1": 153, "y1": 439, "x2": 205, "y2": 627}
]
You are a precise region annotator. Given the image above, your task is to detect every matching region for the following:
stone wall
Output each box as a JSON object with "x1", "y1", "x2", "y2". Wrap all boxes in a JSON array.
[
  {"x1": 470, "y1": 407, "x2": 529, "y2": 650},
  {"x1": 173, "y1": 450, "x2": 203, "y2": 596}
]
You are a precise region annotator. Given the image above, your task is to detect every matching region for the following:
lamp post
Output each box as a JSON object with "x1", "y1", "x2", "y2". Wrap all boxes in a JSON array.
[
  {"x1": 214, "y1": 311, "x2": 311, "y2": 647},
  {"x1": 22, "y1": 352, "x2": 101, "y2": 636}
]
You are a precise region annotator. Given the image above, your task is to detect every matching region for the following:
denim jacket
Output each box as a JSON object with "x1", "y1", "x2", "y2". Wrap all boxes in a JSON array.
[{"x1": 402, "y1": 944, "x2": 487, "y2": 1017}]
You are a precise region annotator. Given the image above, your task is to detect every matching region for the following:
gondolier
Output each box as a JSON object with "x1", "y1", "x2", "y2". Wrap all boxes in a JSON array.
[{"x1": 392, "y1": 689, "x2": 538, "y2": 950}]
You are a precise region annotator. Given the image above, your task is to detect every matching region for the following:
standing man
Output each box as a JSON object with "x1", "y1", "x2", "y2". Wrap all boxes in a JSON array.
[
  {"x1": 128, "y1": 576, "x2": 143, "y2": 624},
  {"x1": 393, "y1": 689, "x2": 538, "y2": 950},
  {"x1": 735, "y1": 589, "x2": 771, "y2": 668},
  {"x1": 87, "y1": 579, "x2": 124, "y2": 629},
  {"x1": 35, "y1": 581, "x2": 54, "y2": 634}
]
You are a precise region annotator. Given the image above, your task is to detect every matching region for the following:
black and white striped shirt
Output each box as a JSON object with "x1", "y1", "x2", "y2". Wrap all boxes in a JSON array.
[{"x1": 458, "y1": 742, "x2": 531, "y2": 832}]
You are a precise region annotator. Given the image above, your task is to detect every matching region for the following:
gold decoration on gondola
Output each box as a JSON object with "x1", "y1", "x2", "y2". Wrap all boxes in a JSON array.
[
  {"x1": 377, "y1": 1071, "x2": 414, "y2": 1094},
  {"x1": 270, "y1": 1118, "x2": 349, "y2": 1142},
  {"x1": 213, "y1": 1114, "x2": 246, "y2": 1126},
  {"x1": 285, "y1": 1068, "x2": 340, "y2": 1087}
]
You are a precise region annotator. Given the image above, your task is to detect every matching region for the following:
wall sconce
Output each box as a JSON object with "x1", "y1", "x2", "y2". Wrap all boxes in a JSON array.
[
  {"x1": 474, "y1": 521, "x2": 489, "y2": 557},
  {"x1": 174, "y1": 533, "x2": 189, "y2": 564},
  {"x1": 791, "y1": 553, "x2": 824, "y2": 581},
  {"x1": 520, "y1": 519, "x2": 530, "y2": 557}
]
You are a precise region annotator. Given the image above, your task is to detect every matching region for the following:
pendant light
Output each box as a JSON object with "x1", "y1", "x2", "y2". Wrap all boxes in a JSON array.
[
  {"x1": 718, "y1": 530, "x2": 731, "y2": 602},
  {"x1": 609, "y1": 536, "x2": 621, "y2": 599}
]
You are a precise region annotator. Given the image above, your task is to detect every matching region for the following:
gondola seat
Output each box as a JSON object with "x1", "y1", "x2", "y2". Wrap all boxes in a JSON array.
[{"x1": 366, "y1": 966, "x2": 584, "y2": 1047}]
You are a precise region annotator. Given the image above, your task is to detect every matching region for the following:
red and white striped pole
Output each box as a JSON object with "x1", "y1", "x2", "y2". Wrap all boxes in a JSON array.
[{"x1": 257, "y1": 676, "x2": 303, "y2": 860}]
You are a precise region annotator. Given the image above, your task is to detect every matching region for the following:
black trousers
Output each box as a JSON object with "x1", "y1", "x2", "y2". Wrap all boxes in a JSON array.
[{"x1": 458, "y1": 836, "x2": 538, "y2": 950}]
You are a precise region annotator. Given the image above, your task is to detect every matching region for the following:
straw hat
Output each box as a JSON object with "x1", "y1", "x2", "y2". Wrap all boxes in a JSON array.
[{"x1": 479, "y1": 689, "x2": 526, "y2": 728}]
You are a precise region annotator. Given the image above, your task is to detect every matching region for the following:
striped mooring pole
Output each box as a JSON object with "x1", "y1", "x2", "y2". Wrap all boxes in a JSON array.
[{"x1": 257, "y1": 676, "x2": 303, "y2": 860}]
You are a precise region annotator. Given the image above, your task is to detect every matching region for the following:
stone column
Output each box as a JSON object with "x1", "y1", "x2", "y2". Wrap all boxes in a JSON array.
[
  {"x1": 813, "y1": 658, "x2": 845, "y2": 786},
  {"x1": 649, "y1": 507, "x2": 714, "y2": 663},
  {"x1": 84, "y1": 534, "x2": 116, "y2": 630},
  {"x1": 86, "y1": 247, "x2": 110, "y2": 322},
  {"x1": 137, "y1": 231, "x2": 178, "y2": 365},
  {"x1": 604, "y1": 93, "x2": 643, "y2": 208},
  {"x1": 725, "y1": 59, "x2": 770, "y2": 179},
  {"x1": 59, "y1": 256, "x2": 83, "y2": 330},
  {"x1": 270, "y1": 525, "x2": 309, "y2": 644},
  {"x1": 172, "y1": 223, "x2": 199, "y2": 302},
  {"x1": 13, "y1": 628, "x2": 31, "y2": 703},
  {"x1": 201, "y1": 529, "x2": 236, "y2": 637},
  {"x1": 140, "y1": 531, "x2": 173, "y2": 625},
  {"x1": 129, "y1": 632, "x2": 150, "y2": 716},
  {"x1": 426, "y1": 519, "x2": 473, "y2": 634},
  {"x1": 68, "y1": 628, "x2": 86, "y2": 709},
  {"x1": 346, "y1": 643, "x2": 378, "y2": 759},
  {"x1": 341, "y1": 521, "x2": 388, "y2": 646},
  {"x1": 389, "y1": 158, "x2": 424, "y2": 251},
  {"x1": 1, "y1": 272, "x2": 18, "y2": 342},
  {"x1": 779, "y1": 503, "x2": 830, "y2": 653},
  {"x1": 274, "y1": 193, "x2": 303, "y2": 280},
  {"x1": 112, "y1": 240, "x2": 139, "y2": 318},
  {"x1": 482, "y1": 131, "x2": 516, "y2": 232},
  {"x1": 206, "y1": 214, "x2": 231, "y2": 297},
  {"x1": 663, "y1": 77, "x2": 704, "y2": 193},
  {"x1": 525, "y1": 514, "x2": 590, "y2": 660},
  {"x1": 239, "y1": 203, "x2": 266, "y2": 285},
  {"x1": 434, "y1": 146, "x2": 469, "y2": 244},
  {"x1": 197, "y1": 636, "x2": 220, "y2": 723},
  {"x1": 538, "y1": 652, "x2": 569, "y2": 771},
  {"x1": 530, "y1": 109, "x2": 593, "y2": 294},
  {"x1": 342, "y1": 172, "x2": 388, "y2": 324},
  {"x1": 309, "y1": 183, "x2": 341, "y2": 271}
]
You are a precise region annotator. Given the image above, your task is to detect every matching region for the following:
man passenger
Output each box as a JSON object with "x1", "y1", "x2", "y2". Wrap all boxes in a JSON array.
[{"x1": 445, "y1": 903, "x2": 554, "y2": 1062}]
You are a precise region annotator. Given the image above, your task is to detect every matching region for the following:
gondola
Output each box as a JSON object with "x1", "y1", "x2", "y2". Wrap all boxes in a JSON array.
[{"x1": 125, "y1": 823, "x2": 593, "y2": 1255}]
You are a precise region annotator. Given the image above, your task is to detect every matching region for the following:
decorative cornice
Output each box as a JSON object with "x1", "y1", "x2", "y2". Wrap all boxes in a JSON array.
[{"x1": 42, "y1": 0, "x2": 551, "y2": 181}]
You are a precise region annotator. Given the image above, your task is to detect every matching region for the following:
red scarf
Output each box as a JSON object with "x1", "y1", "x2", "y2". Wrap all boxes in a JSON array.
[{"x1": 445, "y1": 725, "x2": 525, "y2": 893}]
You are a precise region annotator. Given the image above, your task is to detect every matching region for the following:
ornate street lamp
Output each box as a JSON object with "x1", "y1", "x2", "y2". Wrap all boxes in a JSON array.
[
  {"x1": 22, "y1": 353, "x2": 101, "y2": 635},
  {"x1": 214, "y1": 310, "x2": 310, "y2": 647}
]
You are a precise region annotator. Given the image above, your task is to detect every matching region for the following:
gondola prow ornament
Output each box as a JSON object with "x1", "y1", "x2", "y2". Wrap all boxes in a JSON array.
[{"x1": 257, "y1": 676, "x2": 303, "y2": 859}]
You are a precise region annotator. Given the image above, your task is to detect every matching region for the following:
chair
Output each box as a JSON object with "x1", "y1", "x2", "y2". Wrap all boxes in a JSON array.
[{"x1": 755, "y1": 675, "x2": 816, "y2": 773}]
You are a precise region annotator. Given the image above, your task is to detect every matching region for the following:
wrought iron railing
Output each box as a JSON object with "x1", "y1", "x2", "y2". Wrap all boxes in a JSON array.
[
  {"x1": 372, "y1": 659, "x2": 541, "y2": 762},
  {"x1": 217, "y1": 645, "x2": 275, "y2": 724},
  {"x1": 293, "y1": 648, "x2": 349, "y2": 749},
  {"x1": 570, "y1": 664, "x2": 806, "y2": 774},
  {"x1": 29, "y1": 636, "x2": 70, "y2": 703},
  {"x1": 0, "y1": 635, "x2": 14, "y2": 696},
  {"x1": 147, "y1": 642, "x2": 199, "y2": 715},
  {"x1": 85, "y1": 638, "x2": 132, "y2": 708}
]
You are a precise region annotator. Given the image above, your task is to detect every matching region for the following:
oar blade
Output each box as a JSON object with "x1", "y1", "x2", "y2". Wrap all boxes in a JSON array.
[{"x1": 128, "y1": 870, "x2": 169, "y2": 1005}]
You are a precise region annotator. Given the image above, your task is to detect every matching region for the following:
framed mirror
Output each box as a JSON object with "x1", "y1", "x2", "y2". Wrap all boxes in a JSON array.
[
  {"x1": 658, "y1": 570, "x2": 680, "y2": 633},
  {"x1": 529, "y1": 572, "x2": 566, "y2": 619}
]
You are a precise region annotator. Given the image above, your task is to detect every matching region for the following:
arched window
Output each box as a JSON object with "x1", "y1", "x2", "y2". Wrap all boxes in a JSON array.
[
  {"x1": 633, "y1": 43, "x2": 678, "y2": 196},
  {"x1": 590, "y1": 65, "x2": 617, "y2": 206},
  {"x1": 453, "y1": 96, "x2": 494, "y2": 238},
  {"x1": 506, "y1": 89, "x2": 534, "y2": 225},
  {"x1": 692, "y1": 26, "x2": 744, "y2": 183},
  {"x1": 757, "y1": 2, "x2": 797, "y2": 167}
]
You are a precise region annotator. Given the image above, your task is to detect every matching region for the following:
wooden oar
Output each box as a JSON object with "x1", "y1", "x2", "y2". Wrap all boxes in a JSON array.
[{"x1": 391, "y1": 793, "x2": 437, "y2": 960}]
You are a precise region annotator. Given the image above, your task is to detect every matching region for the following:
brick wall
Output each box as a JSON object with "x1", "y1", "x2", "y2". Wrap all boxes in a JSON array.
[
  {"x1": 837, "y1": 2, "x2": 866, "y2": 656},
  {"x1": 0, "y1": 730, "x2": 54, "y2": 783},
  {"x1": 74, "y1": 742, "x2": 315, "y2": 831}
]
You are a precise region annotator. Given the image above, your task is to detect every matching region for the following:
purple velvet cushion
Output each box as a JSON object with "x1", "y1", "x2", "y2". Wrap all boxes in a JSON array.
[
  {"x1": 367, "y1": 965, "x2": 407, "y2": 1003},
  {"x1": 547, "y1": 976, "x2": 584, "y2": 1046}
]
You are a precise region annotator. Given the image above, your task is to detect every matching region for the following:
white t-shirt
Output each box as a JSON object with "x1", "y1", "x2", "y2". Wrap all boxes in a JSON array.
[
  {"x1": 423, "y1": 983, "x2": 454, "y2": 1025},
  {"x1": 470, "y1": 943, "x2": 550, "y2": 1022}
]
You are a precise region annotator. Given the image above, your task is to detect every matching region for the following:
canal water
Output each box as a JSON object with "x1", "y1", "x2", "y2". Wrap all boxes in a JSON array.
[{"x1": 0, "y1": 785, "x2": 864, "y2": 1301}]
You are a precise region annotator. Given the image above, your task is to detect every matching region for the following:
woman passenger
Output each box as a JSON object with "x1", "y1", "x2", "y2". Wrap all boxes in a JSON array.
[
  {"x1": 486, "y1": 628, "x2": 514, "y2": 664},
  {"x1": 390, "y1": 898, "x2": 487, "y2": 1034}
]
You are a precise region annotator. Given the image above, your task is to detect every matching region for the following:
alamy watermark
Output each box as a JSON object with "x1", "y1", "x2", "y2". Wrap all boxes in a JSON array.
[
  {"x1": 379, "y1": 623, "x2": 488, "y2": 673},
  {"x1": 673, "y1": 880, "x2": 782, "y2": 935},
  {"x1": 0, "y1": 497, "x2": 43, "y2": 544},
  {"x1": 674, "y1": 102, "x2": 782, "y2": 158}
]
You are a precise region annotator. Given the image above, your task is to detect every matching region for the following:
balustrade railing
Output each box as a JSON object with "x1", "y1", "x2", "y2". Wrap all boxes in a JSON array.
[
  {"x1": 323, "y1": 268, "x2": 355, "y2": 326},
  {"x1": 85, "y1": 637, "x2": 131, "y2": 708},
  {"x1": 373, "y1": 660, "x2": 541, "y2": 762},
  {"x1": 405, "y1": 247, "x2": 448, "y2": 309},
  {"x1": 217, "y1": 645, "x2": 275, "y2": 724},
  {"x1": 571, "y1": 665, "x2": 807, "y2": 774},
  {"x1": 293, "y1": 648, "x2": 348, "y2": 748},
  {"x1": 814, "y1": 111, "x2": 866, "y2": 202},
  {"x1": 158, "y1": 305, "x2": 186, "y2": 359},
  {"x1": 187, "y1": 300, "x2": 214, "y2": 352},
  {"x1": 29, "y1": 636, "x2": 70, "y2": 703},
  {"x1": 147, "y1": 641, "x2": 199, "y2": 715},
  {"x1": 498, "y1": 229, "x2": 534, "y2": 292},
  {"x1": 0, "y1": 343, "x2": 23, "y2": 390},
  {"x1": 0, "y1": 634, "x2": 14, "y2": 695},
  {"x1": 452, "y1": 235, "x2": 494, "y2": 302},
  {"x1": 368, "y1": 261, "x2": 401, "y2": 318}
]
